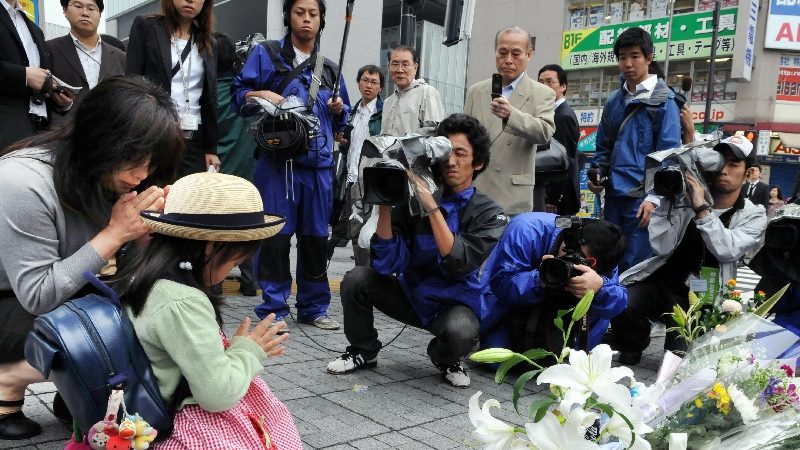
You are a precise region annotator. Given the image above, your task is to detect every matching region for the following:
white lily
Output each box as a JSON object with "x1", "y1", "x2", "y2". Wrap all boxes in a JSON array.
[
  {"x1": 524, "y1": 409, "x2": 601, "y2": 450},
  {"x1": 537, "y1": 344, "x2": 634, "y2": 411},
  {"x1": 469, "y1": 391, "x2": 520, "y2": 450},
  {"x1": 600, "y1": 403, "x2": 652, "y2": 450}
]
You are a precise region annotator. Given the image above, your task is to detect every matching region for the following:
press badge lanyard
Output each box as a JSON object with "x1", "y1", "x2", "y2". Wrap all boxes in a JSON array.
[{"x1": 172, "y1": 35, "x2": 197, "y2": 130}]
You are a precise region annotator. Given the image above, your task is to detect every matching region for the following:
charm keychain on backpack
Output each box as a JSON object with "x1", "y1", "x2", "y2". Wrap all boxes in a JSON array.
[{"x1": 83, "y1": 389, "x2": 159, "y2": 450}]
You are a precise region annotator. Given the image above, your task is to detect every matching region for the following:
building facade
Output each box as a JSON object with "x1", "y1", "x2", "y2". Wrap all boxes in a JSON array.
[{"x1": 468, "y1": 0, "x2": 800, "y2": 202}]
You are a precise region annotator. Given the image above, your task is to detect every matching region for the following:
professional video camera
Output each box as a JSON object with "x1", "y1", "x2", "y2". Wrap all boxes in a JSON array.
[
  {"x1": 751, "y1": 204, "x2": 800, "y2": 283},
  {"x1": 539, "y1": 216, "x2": 594, "y2": 289},
  {"x1": 644, "y1": 140, "x2": 725, "y2": 205},
  {"x1": 359, "y1": 130, "x2": 452, "y2": 215},
  {"x1": 241, "y1": 96, "x2": 322, "y2": 159}
]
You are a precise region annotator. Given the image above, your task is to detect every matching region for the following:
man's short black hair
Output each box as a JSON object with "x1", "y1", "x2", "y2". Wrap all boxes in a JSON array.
[
  {"x1": 613, "y1": 27, "x2": 654, "y2": 59},
  {"x1": 538, "y1": 64, "x2": 568, "y2": 93},
  {"x1": 581, "y1": 220, "x2": 626, "y2": 275},
  {"x1": 436, "y1": 114, "x2": 491, "y2": 179},
  {"x1": 61, "y1": 0, "x2": 103, "y2": 13},
  {"x1": 357, "y1": 64, "x2": 385, "y2": 89}
]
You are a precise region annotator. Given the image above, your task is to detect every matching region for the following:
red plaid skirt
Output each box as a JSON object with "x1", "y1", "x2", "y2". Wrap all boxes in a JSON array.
[{"x1": 154, "y1": 377, "x2": 302, "y2": 450}]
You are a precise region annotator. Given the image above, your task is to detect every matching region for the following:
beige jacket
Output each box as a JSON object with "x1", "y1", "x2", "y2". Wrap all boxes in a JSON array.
[
  {"x1": 464, "y1": 73, "x2": 555, "y2": 214},
  {"x1": 381, "y1": 78, "x2": 444, "y2": 136}
]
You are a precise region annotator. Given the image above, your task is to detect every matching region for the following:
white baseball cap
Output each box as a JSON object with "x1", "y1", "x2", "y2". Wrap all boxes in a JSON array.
[{"x1": 713, "y1": 135, "x2": 755, "y2": 164}]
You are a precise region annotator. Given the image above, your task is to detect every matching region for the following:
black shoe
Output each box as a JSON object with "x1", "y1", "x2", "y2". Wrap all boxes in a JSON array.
[
  {"x1": 239, "y1": 284, "x2": 258, "y2": 297},
  {"x1": 52, "y1": 392, "x2": 72, "y2": 426},
  {"x1": 0, "y1": 411, "x2": 42, "y2": 440},
  {"x1": 618, "y1": 351, "x2": 642, "y2": 366}
]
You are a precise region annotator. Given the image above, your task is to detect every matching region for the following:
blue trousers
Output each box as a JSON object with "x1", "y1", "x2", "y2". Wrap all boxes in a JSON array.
[
  {"x1": 604, "y1": 195, "x2": 652, "y2": 273},
  {"x1": 253, "y1": 157, "x2": 333, "y2": 322}
]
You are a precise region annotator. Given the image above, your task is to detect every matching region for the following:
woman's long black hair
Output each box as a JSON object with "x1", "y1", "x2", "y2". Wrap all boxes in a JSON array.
[
  {"x1": 4, "y1": 76, "x2": 184, "y2": 227},
  {"x1": 113, "y1": 234, "x2": 260, "y2": 324},
  {"x1": 161, "y1": 0, "x2": 215, "y2": 56}
]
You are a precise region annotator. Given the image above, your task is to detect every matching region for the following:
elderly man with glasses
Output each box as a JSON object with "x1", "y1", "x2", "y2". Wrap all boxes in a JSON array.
[
  {"x1": 46, "y1": 0, "x2": 125, "y2": 129},
  {"x1": 380, "y1": 45, "x2": 444, "y2": 136}
]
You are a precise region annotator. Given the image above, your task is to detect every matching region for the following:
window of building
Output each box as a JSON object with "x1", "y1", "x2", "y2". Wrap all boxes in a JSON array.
[{"x1": 565, "y1": 0, "x2": 738, "y2": 29}]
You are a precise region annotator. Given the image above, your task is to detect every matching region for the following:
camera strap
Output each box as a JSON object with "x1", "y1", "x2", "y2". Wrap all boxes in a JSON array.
[{"x1": 307, "y1": 51, "x2": 325, "y2": 112}]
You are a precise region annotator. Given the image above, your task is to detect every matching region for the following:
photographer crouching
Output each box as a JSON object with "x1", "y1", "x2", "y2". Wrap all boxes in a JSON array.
[
  {"x1": 326, "y1": 114, "x2": 508, "y2": 388},
  {"x1": 479, "y1": 214, "x2": 627, "y2": 356},
  {"x1": 611, "y1": 136, "x2": 767, "y2": 365}
]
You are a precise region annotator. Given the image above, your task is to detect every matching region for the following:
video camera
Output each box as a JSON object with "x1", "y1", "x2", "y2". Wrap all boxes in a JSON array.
[
  {"x1": 539, "y1": 216, "x2": 593, "y2": 289},
  {"x1": 360, "y1": 130, "x2": 452, "y2": 215},
  {"x1": 750, "y1": 205, "x2": 800, "y2": 283},
  {"x1": 242, "y1": 96, "x2": 322, "y2": 159},
  {"x1": 645, "y1": 141, "x2": 725, "y2": 204}
]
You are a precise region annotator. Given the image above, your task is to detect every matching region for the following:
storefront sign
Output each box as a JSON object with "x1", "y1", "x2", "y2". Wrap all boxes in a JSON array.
[
  {"x1": 573, "y1": 108, "x2": 601, "y2": 126},
  {"x1": 18, "y1": 0, "x2": 39, "y2": 24},
  {"x1": 577, "y1": 127, "x2": 598, "y2": 153},
  {"x1": 732, "y1": 0, "x2": 759, "y2": 80},
  {"x1": 778, "y1": 55, "x2": 800, "y2": 102},
  {"x1": 561, "y1": 8, "x2": 738, "y2": 70},
  {"x1": 765, "y1": 0, "x2": 800, "y2": 50},
  {"x1": 758, "y1": 130, "x2": 773, "y2": 156}
]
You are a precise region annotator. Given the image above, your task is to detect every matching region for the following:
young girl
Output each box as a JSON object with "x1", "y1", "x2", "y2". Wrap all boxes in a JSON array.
[
  {"x1": 125, "y1": 0, "x2": 220, "y2": 178},
  {"x1": 114, "y1": 172, "x2": 302, "y2": 449}
]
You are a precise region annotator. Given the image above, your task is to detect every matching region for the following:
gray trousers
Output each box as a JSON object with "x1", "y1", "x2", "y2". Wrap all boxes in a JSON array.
[{"x1": 341, "y1": 266, "x2": 479, "y2": 366}]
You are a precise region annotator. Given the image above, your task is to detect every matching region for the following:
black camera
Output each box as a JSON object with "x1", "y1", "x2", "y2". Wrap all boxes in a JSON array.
[
  {"x1": 653, "y1": 166, "x2": 686, "y2": 198},
  {"x1": 539, "y1": 216, "x2": 592, "y2": 289},
  {"x1": 362, "y1": 161, "x2": 409, "y2": 206}
]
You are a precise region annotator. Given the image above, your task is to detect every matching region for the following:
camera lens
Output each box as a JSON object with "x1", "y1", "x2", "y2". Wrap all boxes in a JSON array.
[
  {"x1": 363, "y1": 165, "x2": 409, "y2": 206},
  {"x1": 540, "y1": 258, "x2": 572, "y2": 288},
  {"x1": 653, "y1": 168, "x2": 684, "y2": 197}
]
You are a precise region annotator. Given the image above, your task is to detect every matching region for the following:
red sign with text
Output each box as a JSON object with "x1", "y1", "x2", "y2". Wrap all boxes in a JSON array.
[{"x1": 777, "y1": 67, "x2": 800, "y2": 102}]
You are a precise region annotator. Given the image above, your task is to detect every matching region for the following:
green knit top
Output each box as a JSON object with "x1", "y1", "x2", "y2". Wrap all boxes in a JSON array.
[{"x1": 126, "y1": 279, "x2": 267, "y2": 412}]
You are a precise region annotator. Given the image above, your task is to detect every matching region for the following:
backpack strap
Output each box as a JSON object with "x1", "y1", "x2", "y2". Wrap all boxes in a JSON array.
[
  {"x1": 82, "y1": 271, "x2": 119, "y2": 306},
  {"x1": 262, "y1": 40, "x2": 315, "y2": 97}
]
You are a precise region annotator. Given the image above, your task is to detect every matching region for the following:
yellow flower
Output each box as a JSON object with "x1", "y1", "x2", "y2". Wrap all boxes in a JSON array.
[
  {"x1": 727, "y1": 279, "x2": 737, "y2": 288},
  {"x1": 757, "y1": 291, "x2": 766, "y2": 297},
  {"x1": 707, "y1": 383, "x2": 731, "y2": 415},
  {"x1": 731, "y1": 290, "x2": 741, "y2": 299},
  {"x1": 694, "y1": 398, "x2": 703, "y2": 408}
]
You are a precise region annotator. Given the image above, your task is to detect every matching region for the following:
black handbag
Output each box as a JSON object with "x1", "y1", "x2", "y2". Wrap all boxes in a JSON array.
[{"x1": 534, "y1": 138, "x2": 570, "y2": 183}]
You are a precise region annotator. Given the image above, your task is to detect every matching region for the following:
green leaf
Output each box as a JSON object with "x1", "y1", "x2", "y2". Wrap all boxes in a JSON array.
[
  {"x1": 754, "y1": 283, "x2": 792, "y2": 318},
  {"x1": 571, "y1": 290, "x2": 595, "y2": 322},
  {"x1": 688, "y1": 290, "x2": 700, "y2": 306},
  {"x1": 527, "y1": 395, "x2": 558, "y2": 421},
  {"x1": 554, "y1": 316, "x2": 564, "y2": 332},
  {"x1": 556, "y1": 308, "x2": 572, "y2": 319},
  {"x1": 521, "y1": 348, "x2": 555, "y2": 361},
  {"x1": 512, "y1": 369, "x2": 541, "y2": 414},
  {"x1": 494, "y1": 355, "x2": 524, "y2": 384}
]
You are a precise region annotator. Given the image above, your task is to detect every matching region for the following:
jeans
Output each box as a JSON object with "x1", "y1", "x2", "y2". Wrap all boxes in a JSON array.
[{"x1": 341, "y1": 266, "x2": 479, "y2": 366}]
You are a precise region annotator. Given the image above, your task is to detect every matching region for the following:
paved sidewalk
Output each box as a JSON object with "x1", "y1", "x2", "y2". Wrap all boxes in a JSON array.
[{"x1": 1, "y1": 245, "x2": 672, "y2": 450}]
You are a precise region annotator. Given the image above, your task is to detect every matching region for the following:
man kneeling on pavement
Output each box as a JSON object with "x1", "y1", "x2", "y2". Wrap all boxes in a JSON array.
[
  {"x1": 327, "y1": 114, "x2": 508, "y2": 387},
  {"x1": 480, "y1": 213, "x2": 628, "y2": 355},
  {"x1": 611, "y1": 135, "x2": 767, "y2": 365}
]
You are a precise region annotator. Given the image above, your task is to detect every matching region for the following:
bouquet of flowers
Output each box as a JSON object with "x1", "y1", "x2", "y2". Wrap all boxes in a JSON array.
[
  {"x1": 468, "y1": 292, "x2": 653, "y2": 450},
  {"x1": 643, "y1": 314, "x2": 800, "y2": 450}
]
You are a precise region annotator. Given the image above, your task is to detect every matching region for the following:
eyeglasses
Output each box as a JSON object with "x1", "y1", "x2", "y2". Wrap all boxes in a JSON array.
[
  {"x1": 539, "y1": 79, "x2": 561, "y2": 86},
  {"x1": 68, "y1": 2, "x2": 99, "y2": 13},
  {"x1": 389, "y1": 62, "x2": 414, "y2": 70},
  {"x1": 359, "y1": 78, "x2": 381, "y2": 86}
]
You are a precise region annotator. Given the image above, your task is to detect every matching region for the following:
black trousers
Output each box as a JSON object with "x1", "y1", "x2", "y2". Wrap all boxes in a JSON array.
[
  {"x1": 610, "y1": 276, "x2": 689, "y2": 354},
  {"x1": 341, "y1": 266, "x2": 479, "y2": 366},
  {"x1": 0, "y1": 293, "x2": 35, "y2": 363}
]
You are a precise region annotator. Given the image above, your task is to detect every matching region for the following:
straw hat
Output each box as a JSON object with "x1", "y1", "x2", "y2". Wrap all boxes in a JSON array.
[{"x1": 141, "y1": 172, "x2": 284, "y2": 242}]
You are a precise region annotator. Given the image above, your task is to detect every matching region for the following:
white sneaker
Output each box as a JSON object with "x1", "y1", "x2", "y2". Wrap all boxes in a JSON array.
[
  {"x1": 327, "y1": 350, "x2": 377, "y2": 374},
  {"x1": 440, "y1": 362, "x2": 470, "y2": 388}
]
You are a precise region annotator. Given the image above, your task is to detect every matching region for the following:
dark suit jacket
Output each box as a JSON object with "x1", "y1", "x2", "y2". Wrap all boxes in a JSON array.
[
  {"x1": 46, "y1": 34, "x2": 126, "y2": 129},
  {"x1": 746, "y1": 181, "x2": 770, "y2": 208},
  {"x1": 125, "y1": 15, "x2": 218, "y2": 154},
  {"x1": 0, "y1": 7, "x2": 51, "y2": 150},
  {"x1": 545, "y1": 100, "x2": 580, "y2": 214}
]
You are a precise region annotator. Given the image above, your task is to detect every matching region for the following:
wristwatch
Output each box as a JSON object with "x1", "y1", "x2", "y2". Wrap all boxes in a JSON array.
[{"x1": 693, "y1": 202, "x2": 712, "y2": 215}]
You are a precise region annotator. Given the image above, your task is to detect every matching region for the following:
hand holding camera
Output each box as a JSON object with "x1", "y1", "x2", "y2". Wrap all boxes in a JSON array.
[{"x1": 564, "y1": 264, "x2": 603, "y2": 299}]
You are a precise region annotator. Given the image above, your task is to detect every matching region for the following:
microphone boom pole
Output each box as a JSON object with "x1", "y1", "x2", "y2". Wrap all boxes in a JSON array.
[{"x1": 331, "y1": 0, "x2": 356, "y2": 103}]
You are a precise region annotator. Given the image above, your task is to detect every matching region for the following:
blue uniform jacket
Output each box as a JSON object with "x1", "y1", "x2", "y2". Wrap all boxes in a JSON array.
[
  {"x1": 773, "y1": 284, "x2": 800, "y2": 337},
  {"x1": 231, "y1": 36, "x2": 350, "y2": 169},
  {"x1": 371, "y1": 187, "x2": 507, "y2": 326},
  {"x1": 480, "y1": 212, "x2": 627, "y2": 350},
  {"x1": 592, "y1": 76, "x2": 682, "y2": 198}
]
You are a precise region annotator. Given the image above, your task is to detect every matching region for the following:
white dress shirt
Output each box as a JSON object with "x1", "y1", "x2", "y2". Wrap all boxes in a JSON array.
[
  {"x1": 170, "y1": 36, "x2": 204, "y2": 122},
  {"x1": 70, "y1": 32, "x2": 102, "y2": 89},
  {"x1": 502, "y1": 72, "x2": 525, "y2": 99},
  {"x1": 3, "y1": 0, "x2": 46, "y2": 118},
  {"x1": 346, "y1": 97, "x2": 377, "y2": 183}
]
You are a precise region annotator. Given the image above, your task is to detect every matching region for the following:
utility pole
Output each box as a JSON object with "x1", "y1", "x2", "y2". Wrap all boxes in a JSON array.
[
  {"x1": 400, "y1": 0, "x2": 419, "y2": 46},
  {"x1": 663, "y1": 0, "x2": 675, "y2": 78},
  {"x1": 703, "y1": 0, "x2": 721, "y2": 134}
]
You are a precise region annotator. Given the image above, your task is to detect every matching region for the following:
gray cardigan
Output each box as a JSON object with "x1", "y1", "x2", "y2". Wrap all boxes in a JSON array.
[{"x1": 0, "y1": 147, "x2": 107, "y2": 315}]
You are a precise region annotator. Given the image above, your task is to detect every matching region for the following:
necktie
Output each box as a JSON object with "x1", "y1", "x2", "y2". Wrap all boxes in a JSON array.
[{"x1": 748, "y1": 183, "x2": 755, "y2": 198}]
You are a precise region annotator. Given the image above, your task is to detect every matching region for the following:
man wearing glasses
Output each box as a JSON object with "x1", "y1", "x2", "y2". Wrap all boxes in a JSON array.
[
  {"x1": 0, "y1": 0, "x2": 73, "y2": 150},
  {"x1": 330, "y1": 64, "x2": 385, "y2": 265},
  {"x1": 464, "y1": 26, "x2": 555, "y2": 216},
  {"x1": 46, "y1": 0, "x2": 124, "y2": 129},
  {"x1": 380, "y1": 45, "x2": 444, "y2": 136}
]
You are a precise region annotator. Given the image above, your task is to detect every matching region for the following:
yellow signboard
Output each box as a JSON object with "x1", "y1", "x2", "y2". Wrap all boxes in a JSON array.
[{"x1": 18, "y1": 0, "x2": 39, "y2": 24}]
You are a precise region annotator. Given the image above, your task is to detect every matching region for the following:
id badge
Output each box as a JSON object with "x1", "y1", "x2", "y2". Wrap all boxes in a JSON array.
[
  {"x1": 697, "y1": 267, "x2": 721, "y2": 304},
  {"x1": 687, "y1": 275, "x2": 708, "y2": 293},
  {"x1": 179, "y1": 113, "x2": 199, "y2": 131}
]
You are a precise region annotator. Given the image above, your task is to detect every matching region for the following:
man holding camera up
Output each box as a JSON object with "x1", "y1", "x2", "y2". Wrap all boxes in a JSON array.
[
  {"x1": 327, "y1": 114, "x2": 508, "y2": 388},
  {"x1": 611, "y1": 136, "x2": 767, "y2": 365},
  {"x1": 589, "y1": 28, "x2": 682, "y2": 272},
  {"x1": 232, "y1": 0, "x2": 350, "y2": 330},
  {"x1": 464, "y1": 26, "x2": 555, "y2": 216},
  {"x1": 480, "y1": 213, "x2": 627, "y2": 354}
]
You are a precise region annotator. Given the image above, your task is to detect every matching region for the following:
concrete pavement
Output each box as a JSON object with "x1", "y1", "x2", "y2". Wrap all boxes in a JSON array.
[{"x1": 1, "y1": 243, "x2": 680, "y2": 450}]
